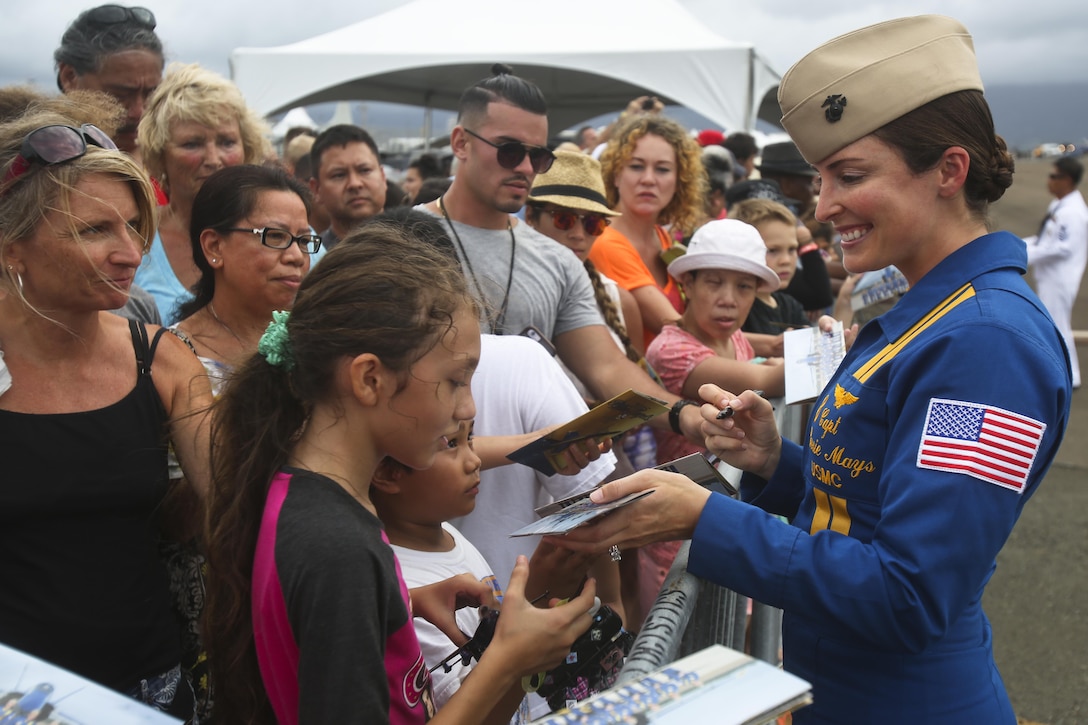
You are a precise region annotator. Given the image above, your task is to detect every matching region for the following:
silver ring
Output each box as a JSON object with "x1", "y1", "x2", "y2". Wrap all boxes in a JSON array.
[{"x1": 609, "y1": 545, "x2": 622, "y2": 562}]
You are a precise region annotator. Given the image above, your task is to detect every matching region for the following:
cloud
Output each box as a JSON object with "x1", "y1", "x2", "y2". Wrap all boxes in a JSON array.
[{"x1": 2, "y1": 0, "x2": 1085, "y2": 94}]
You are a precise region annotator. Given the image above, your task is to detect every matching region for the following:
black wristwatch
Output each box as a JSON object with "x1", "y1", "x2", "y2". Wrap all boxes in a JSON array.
[{"x1": 669, "y1": 399, "x2": 699, "y2": 435}]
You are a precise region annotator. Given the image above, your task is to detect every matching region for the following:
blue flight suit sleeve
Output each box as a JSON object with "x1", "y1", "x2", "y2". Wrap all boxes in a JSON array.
[{"x1": 688, "y1": 314, "x2": 1069, "y2": 654}]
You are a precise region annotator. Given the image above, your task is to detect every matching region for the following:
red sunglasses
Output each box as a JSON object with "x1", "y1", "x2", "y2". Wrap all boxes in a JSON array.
[
  {"x1": 2, "y1": 124, "x2": 118, "y2": 192},
  {"x1": 542, "y1": 208, "x2": 611, "y2": 237}
]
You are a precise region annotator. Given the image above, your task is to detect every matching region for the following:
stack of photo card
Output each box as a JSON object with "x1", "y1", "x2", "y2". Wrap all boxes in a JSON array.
[
  {"x1": 507, "y1": 390, "x2": 669, "y2": 475},
  {"x1": 0, "y1": 642, "x2": 181, "y2": 724},
  {"x1": 511, "y1": 453, "x2": 736, "y2": 538},
  {"x1": 532, "y1": 644, "x2": 811, "y2": 724}
]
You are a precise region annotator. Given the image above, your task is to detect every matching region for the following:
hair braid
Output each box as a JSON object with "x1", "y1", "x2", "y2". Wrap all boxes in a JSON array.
[{"x1": 584, "y1": 259, "x2": 641, "y2": 364}]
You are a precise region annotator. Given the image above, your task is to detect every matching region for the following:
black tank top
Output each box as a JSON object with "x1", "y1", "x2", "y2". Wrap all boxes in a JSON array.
[{"x1": 0, "y1": 320, "x2": 179, "y2": 691}]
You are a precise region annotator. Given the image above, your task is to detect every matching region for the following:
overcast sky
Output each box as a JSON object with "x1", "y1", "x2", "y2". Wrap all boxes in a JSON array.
[{"x1": 2, "y1": 0, "x2": 1085, "y2": 95}]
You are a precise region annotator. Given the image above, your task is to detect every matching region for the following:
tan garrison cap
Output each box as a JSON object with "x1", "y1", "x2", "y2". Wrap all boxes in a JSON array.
[{"x1": 778, "y1": 15, "x2": 984, "y2": 164}]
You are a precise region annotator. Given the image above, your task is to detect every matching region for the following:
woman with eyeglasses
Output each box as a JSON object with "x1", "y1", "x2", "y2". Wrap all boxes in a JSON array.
[
  {"x1": 0, "y1": 107, "x2": 212, "y2": 718},
  {"x1": 589, "y1": 114, "x2": 707, "y2": 351},
  {"x1": 134, "y1": 63, "x2": 274, "y2": 325},
  {"x1": 171, "y1": 165, "x2": 319, "y2": 394}
]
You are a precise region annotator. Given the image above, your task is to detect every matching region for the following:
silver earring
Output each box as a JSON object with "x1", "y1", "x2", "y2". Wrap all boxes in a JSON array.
[{"x1": 6, "y1": 265, "x2": 22, "y2": 295}]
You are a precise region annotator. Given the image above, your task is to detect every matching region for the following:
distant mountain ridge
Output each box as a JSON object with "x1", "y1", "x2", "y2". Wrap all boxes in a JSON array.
[{"x1": 295, "y1": 82, "x2": 1088, "y2": 153}]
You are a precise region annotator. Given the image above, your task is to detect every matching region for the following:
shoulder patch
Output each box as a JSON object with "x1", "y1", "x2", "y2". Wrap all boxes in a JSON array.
[{"x1": 916, "y1": 398, "x2": 1045, "y2": 492}]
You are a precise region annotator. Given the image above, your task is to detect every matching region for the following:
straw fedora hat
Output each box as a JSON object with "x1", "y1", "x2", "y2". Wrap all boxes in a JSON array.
[{"x1": 528, "y1": 150, "x2": 619, "y2": 216}]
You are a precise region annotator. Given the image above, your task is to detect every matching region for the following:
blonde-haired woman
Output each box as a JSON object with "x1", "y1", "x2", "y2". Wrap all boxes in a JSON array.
[
  {"x1": 0, "y1": 108, "x2": 211, "y2": 717},
  {"x1": 134, "y1": 62, "x2": 273, "y2": 324},
  {"x1": 589, "y1": 114, "x2": 706, "y2": 350}
]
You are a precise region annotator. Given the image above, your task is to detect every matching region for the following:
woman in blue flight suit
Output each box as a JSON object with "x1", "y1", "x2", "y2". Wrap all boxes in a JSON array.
[{"x1": 547, "y1": 15, "x2": 1072, "y2": 724}]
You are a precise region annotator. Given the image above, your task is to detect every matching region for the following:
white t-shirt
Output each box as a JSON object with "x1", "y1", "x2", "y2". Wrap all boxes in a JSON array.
[
  {"x1": 391, "y1": 523, "x2": 532, "y2": 722},
  {"x1": 450, "y1": 334, "x2": 616, "y2": 588}
]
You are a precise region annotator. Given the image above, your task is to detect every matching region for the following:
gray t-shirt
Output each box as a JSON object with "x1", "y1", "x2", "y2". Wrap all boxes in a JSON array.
[{"x1": 427, "y1": 212, "x2": 603, "y2": 339}]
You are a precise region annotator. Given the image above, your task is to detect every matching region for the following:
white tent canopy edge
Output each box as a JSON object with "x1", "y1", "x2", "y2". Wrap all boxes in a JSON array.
[{"x1": 230, "y1": 0, "x2": 782, "y2": 134}]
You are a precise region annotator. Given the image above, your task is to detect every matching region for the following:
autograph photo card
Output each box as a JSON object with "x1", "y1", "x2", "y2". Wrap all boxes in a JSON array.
[
  {"x1": 507, "y1": 390, "x2": 669, "y2": 475},
  {"x1": 509, "y1": 490, "x2": 655, "y2": 537}
]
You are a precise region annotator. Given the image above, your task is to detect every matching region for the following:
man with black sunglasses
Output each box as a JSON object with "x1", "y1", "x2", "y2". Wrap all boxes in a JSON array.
[
  {"x1": 55, "y1": 4, "x2": 164, "y2": 157},
  {"x1": 421, "y1": 65, "x2": 706, "y2": 444}
]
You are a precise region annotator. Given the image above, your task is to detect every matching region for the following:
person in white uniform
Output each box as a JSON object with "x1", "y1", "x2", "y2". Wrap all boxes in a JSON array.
[{"x1": 1025, "y1": 155, "x2": 1088, "y2": 388}]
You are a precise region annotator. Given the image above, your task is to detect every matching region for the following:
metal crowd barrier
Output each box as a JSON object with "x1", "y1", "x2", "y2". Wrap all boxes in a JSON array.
[{"x1": 618, "y1": 397, "x2": 806, "y2": 680}]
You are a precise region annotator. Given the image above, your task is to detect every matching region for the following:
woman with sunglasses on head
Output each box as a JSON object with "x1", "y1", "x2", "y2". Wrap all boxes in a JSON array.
[
  {"x1": 134, "y1": 63, "x2": 274, "y2": 325},
  {"x1": 0, "y1": 107, "x2": 212, "y2": 719},
  {"x1": 171, "y1": 164, "x2": 319, "y2": 394},
  {"x1": 589, "y1": 114, "x2": 707, "y2": 350}
]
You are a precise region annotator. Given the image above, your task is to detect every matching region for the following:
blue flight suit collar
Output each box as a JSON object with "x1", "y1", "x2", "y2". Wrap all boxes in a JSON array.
[{"x1": 868, "y1": 231, "x2": 1027, "y2": 341}]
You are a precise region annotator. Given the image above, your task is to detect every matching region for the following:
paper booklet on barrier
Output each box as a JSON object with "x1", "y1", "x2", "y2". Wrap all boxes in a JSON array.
[
  {"x1": 510, "y1": 453, "x2": 736, "y2": 537},
  {"x1": 782, "y1": 320, "x2": 846, "y2": 405},
  {"x1": 0, "y1": 641, "x2": 181, "y2": 724},
  {"x1": 532, "y1": 644, "x2": 812, "y2": 725},
  {"x1": 507, "y1": 389, "x2": 670, "y2": 476}
]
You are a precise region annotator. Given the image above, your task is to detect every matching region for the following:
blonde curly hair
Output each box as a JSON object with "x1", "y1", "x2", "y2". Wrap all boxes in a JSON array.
[
  {"x1": 599, "y1": 114, "x2": 707, "y2": 236},
  {"x1": 138, "y1": 62, "x2": 272, "y2": 186}
]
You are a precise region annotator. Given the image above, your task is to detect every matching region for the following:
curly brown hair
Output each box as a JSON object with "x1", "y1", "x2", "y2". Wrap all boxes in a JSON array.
[{"x1": 599, "y1": 115, "x2": 707, "y2": 236}]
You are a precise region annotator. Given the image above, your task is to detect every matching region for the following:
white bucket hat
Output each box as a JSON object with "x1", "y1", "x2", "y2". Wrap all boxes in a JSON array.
[{"x1": 667, "y1": 219, "x2": 780, "y2": 292}]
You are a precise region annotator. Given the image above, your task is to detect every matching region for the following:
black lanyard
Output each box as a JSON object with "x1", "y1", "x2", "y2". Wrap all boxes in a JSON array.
[{"x1": 439, "y1": 195, "x2": 516, "y2": 335}]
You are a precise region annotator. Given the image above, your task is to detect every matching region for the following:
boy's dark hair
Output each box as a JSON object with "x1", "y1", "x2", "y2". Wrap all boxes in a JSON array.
[
  {"x1": 458, "y1": 63, "x2": 547, "y2": 127},
  {"x1": 722, "y1": 132, "x2": 758, "y2": 162},
  {"x1": 1054, "y1": 156, "x2": 1084, "y2": 186},
  {"x1": 310, "y1": 124, "x2": 380, "y2": 178},
  {"x1": 414, "y1": 177, "x2": 452, "y2": 205}
]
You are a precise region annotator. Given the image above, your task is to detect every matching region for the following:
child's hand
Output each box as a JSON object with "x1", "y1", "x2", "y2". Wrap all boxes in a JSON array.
[
  {"x1": 487, "y1": 556, "x2": 598, "y2": 677},
  {"x1": 409, "y1": 574, "x2": 501, "y2": 647},
  {"x1": 525, "y1": 539, "x2": 597, "y2": 602}
]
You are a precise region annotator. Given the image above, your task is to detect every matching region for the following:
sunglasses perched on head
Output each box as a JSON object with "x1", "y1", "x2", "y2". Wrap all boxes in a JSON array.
[
  {"x1": 2, "y1": 124, "x2": 117, "y2": 193},
  {"x1": 223, "y1": 227, "x2": 323, "y2": 254},
  {"x1": 464, "y1": 128, "x2": 556, "y2": 174},
  {"x1": 84, "y1": 4, "x2": 156, "y2": 29},
  {"x1": 541, "y1": 208, "x2": 611, "y2": 237}
]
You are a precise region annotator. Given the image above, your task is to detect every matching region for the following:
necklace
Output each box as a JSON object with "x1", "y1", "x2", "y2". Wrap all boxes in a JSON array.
[
  {"x1": 208, "y1": 301, "x2": 245, "y2": 347},
  {"x1": 438, "y1": 194, "x2": 516, "y2": 334}
]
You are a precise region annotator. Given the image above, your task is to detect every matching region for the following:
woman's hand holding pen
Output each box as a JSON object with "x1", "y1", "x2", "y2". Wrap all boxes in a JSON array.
[{"x1": 699, "y1": 385, "x2": 783, "y2": 480}]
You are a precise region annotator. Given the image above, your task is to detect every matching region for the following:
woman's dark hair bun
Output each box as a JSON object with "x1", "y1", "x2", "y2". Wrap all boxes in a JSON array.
[{"x1": 491, "y1": 63, "x2": 513, "y2": 76}]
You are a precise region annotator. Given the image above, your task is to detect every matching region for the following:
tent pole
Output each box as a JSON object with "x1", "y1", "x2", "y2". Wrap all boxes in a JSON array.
[{"x1": 423, "y1": 90, "x2": 434, "y2": 150}]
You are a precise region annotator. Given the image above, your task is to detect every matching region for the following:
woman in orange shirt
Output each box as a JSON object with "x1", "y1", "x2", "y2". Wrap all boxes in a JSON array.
[{"x1": 589, "y1": 114, "x2": 706, "y2": 349}]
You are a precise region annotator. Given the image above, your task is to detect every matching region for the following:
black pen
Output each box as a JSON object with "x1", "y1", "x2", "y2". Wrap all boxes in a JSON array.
[{"x1": 716, "y1": 389, "x2": 765, "y2": 419}]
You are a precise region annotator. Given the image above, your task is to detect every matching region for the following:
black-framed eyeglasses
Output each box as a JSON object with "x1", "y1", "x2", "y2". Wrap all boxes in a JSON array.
[
  {"x1": 224, "y1": 227, "x2": 322, "y2": 254},
  {"x1": 542, "y1": 208, "x2": 611, "y2": 237},
  {"x1": 464, "y1": 128, "x2": 555, "y2": 174},
  {"x1": 84, "y1": 5, "x2": 156, "y2": 29},
  {"x1": 1, "y1": 124, "x2": 117, "y2": 193}
]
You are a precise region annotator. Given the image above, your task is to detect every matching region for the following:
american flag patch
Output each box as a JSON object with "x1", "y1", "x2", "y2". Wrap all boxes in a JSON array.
[{"x1": 916, "y1": 398, "x2": 1045, "y2": 492}]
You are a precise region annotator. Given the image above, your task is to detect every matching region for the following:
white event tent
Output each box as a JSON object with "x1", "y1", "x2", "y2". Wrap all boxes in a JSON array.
[{"x1": 230, "y1": 0, "x2": 782, "y2": 135}]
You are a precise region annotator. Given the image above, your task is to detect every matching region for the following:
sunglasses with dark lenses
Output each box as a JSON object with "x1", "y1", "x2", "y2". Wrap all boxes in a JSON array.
[
  {"x1": 2, "y1": 124, "x2": 118, "y2": 190},
  {"x1": 85, "y1": 4, "x2": 156, "y2": 29},
  {"x1": 224, "y1": 227, "x2": 323, "y2": 254},
  {"x1": 464, "y1": 128, "x2": 556, "y2": 174},
  {"x1": 543, "y1": 208, "x2": 611, "y2": 237}
]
